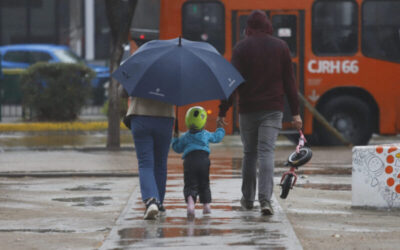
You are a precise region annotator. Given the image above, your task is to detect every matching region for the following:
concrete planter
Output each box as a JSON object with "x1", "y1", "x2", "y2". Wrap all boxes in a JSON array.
[{"x1": 352, "y1": 145, "x2": 400, "y2": 208}]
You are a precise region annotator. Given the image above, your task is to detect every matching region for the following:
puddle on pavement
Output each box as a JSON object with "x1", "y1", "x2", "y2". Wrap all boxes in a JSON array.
[
  {"x1": 274, "y1": 167, "x2": 351, "y2": 176},
  {"x1": 0, "y1": 228, "x2": 75, "y2": 233},
  {"x1": 105, "y1": 158, "x2": 299, "y2": 249},
  {"x1": 117, "y1": 226, "x2": 284, "y2": 242},
  {"x1": 298, "y1": 167, "x2": 351, "y2": 175},
  {"x1": 162, "y1": 217, "x2": 231, "y2": 226},
  {"x1": 65, "y1": 183, "x2": 111, "y2": 191},
  {"x1": 52, "y1": 196, "x2": 112, "y2": 206},
  {"x1": 295, "y1": 183, "x2": 351, "y2": 191},
  {"x1": 118, "y1": 226, "x2": 231, "y2": 239}
]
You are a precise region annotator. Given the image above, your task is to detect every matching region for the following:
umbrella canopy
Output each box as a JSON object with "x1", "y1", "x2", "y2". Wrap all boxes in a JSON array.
[{"x1": 112, "y1": 37, "x2": 244, "y2": 106}]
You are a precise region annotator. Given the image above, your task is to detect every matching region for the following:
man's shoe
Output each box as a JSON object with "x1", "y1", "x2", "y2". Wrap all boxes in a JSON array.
[
  {"x1": 144, "y1": 198, "x2": 159, "y2": 220},
  {"x1": 240, "y1": 197, "x2": 254, "y2": 210},
  {"x1": 260, "y1": 200, "x2": 274, "y2": 215}
]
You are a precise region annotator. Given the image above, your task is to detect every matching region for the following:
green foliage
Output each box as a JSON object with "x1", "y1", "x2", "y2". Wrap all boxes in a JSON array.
[{"x1": 20, "y1": 63, "x2": 95, "y2": 121}]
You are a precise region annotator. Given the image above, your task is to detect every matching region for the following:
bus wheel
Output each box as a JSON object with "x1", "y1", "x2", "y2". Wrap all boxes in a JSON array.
[{"x1": 316, "y1": 96, "x2": 373, "y2": 146}]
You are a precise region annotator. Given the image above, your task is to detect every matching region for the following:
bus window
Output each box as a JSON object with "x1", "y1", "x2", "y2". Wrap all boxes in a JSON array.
[
  {"x1": 272, "y1": 15, "x2": 297, "y2": 57},
  {"x1": 312, "y1": 0, "x2": 358, "y2": 55},
  {"x1": 238, "y1": 15, "x2": 248, "y2": 42},
  {"x1": 182, "y1": 1, "x2": 225, "y2": 54},
  {"x1": 131, "y1": 0, "x2": 160, "y2": 46},
  {"x1": 362, "y1": 0, "x2": 400, "y2": 63}
]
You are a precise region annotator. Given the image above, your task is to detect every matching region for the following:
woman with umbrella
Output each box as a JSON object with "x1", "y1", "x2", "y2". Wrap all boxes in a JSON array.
[
  {"x1": 114, "y1": 37, "x2": 243, "y2": 220},
  {"x1": 120, "y1": 89, "x2": 175, "y2": 220}
]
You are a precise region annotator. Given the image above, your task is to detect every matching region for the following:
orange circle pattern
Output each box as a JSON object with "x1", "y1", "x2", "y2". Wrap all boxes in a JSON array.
[
  {"x1": 385, "y1": 166, "x2": 393, "y2": 174},
  {"x1": 388, "y1": 146, "x2": 398, "y2": 153},
  {"x1": 387, "y1": 178, "x2": 395, "y2": 187},
  {"x1": 378, "y1": 146, "x2": 400, "y2": 194},
  {"x1": 386, "y1": 155, "x2": 394, "y2": 164}
]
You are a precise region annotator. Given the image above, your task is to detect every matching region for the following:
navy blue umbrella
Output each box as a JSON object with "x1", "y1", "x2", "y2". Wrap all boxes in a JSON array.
[{"x1": 112, "y1": 37, "x2": 244, "y2": 106}]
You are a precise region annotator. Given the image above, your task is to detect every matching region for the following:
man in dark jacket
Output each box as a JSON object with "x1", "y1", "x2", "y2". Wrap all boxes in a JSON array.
[{"x1": 218, "y1": 10, "x2": 302, "y2": 215}]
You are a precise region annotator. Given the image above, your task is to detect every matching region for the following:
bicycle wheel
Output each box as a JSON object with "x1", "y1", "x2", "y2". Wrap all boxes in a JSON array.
[
  {"x1": 280, "y1": 174, "x2": 293, "y2": 199},
  {"x1": 287, "y1": 147, "x2": 312, "y2": 167}
]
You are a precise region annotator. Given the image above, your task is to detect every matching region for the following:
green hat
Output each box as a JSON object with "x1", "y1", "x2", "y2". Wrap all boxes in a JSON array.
[{"x1": 185, "y1": 106, "x2": 207, "y2": 130}]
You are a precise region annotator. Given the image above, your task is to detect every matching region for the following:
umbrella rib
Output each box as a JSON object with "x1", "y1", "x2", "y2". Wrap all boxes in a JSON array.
[
  {"x1": 129, "y1": 46, "x2": 176, "y2": 96},
  {"x1": 184, "y1": 48, "x2": 227, "y2": 100}
]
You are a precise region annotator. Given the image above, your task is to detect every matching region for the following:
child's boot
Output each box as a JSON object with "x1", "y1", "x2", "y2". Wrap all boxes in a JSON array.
[
  {"x1": 203, "y1": 203, "x2": 211, "y2": 214},
  {"x1": 187, "y1": 196, "x2": 195, "y2": 218}
]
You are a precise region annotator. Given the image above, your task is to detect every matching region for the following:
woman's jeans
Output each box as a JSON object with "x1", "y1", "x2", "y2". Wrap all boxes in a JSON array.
[
  {"x1": 130, "y1": 115, "x2": 174, "y2": 204},
  {"x1": 239, "y1": 110, "x2": 283, "y2": 203}
]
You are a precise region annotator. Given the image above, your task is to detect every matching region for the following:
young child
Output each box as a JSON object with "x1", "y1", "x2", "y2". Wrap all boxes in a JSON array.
[{"x1": 172, "y1": 106, "x2": 225, "y2": 217}]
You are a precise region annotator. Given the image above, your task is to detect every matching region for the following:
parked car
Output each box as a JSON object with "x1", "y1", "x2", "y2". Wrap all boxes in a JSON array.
[{"x1": 0, "y1": 44, "x2": 110, "y2": 105}]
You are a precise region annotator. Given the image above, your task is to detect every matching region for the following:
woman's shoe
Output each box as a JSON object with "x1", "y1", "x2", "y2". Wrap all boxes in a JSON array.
[{"x1": 144, "y1": 198, "x2": 159, "y2": 220}]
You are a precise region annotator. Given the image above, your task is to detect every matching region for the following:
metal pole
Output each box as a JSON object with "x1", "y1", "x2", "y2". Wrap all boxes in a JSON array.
[
  {"x1": 0, "y1": 86, "x2": 2, "y2": 122},
  {"x1": 0, "y1": 53, "x2": 2, "y2": 122},
  {"x1": 298, "y1": 92, "x2": 353, "y2": 147}
]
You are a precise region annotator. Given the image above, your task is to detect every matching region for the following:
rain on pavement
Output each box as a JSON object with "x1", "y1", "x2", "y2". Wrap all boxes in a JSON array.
[
  {"x1": 100, "y1": 153, "x2": 302, "y2": 250},
  {"x1": 1, "y1": 133, "x2": 399, "y2": 249}
]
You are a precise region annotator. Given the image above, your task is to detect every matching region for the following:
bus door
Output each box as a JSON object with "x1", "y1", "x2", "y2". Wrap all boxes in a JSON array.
[{"x1": 232, "y1": 10, "x2": 305, "y2": 133}]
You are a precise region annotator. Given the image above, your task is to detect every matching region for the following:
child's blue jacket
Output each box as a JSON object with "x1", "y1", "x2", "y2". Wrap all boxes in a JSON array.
[{"x1": 172, "y1": 128, "x2": 225, "y2": 159}]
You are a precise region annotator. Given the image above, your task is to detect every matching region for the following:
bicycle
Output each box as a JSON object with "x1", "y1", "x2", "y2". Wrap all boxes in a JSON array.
[{"x1": 280, "y1": 130, "x2": 312, "y2": 199}]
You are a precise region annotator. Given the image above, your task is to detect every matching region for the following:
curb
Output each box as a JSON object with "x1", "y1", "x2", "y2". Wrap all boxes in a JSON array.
[
  {"x1": 0, "y1": 172, "x2": 138, "y2": 178},
  {"x1": 0, "y1": 121, "x2": 129, "y2": 132},
  {"x1": 0, "y1": 145, "x2": 135, "y2": 152}
]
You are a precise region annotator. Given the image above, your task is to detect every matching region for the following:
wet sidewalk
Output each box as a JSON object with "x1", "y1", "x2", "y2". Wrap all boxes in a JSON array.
[
  {"x1": 100, "y1": 153, "x2": 302, "y2": 250},
  {"x1": 2, "y1": 134, "x2": 400, "y2": 249}
]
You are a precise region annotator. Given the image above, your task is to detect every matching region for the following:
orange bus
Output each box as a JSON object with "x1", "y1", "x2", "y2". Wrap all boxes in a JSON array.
[{"x1": 129, "y1": 0, "x2": 400, "y2": 146}]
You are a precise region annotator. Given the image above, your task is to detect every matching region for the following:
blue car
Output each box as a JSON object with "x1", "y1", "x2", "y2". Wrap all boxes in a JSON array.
[{"x1": 0, "y1": 44, "x2": 110, "y2": 104}]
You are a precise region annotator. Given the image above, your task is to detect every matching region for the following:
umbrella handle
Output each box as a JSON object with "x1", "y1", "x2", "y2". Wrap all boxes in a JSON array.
[{"x1": 174, "y1": 106, "x2": 179, "y2": 135}]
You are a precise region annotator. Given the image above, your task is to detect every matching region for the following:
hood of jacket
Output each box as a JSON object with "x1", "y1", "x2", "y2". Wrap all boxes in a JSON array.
[{"x1": 246, "y1": 10, "x2": 273, "y2": 36}]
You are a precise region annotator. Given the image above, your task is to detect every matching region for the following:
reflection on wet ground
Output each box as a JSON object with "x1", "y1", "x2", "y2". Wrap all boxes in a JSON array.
[
  {"x1": 65, "y1": 183, "x2": 112, "y2": 191},
  {"x1": 99, "y1": 147, "x2": 353, "y2": 249},
  {"x1": 295, "y1": 183, "x2": 351, "y2": 191},
  {"x1": 52, "y1": 196, "x2": 112, "y2": 207},
  {"x1": 234, "y1": 157, "x2": 352, "y2": 176},
  {"x1": 275, "y1": 167, "x2": 352, "y2": 176},
  {"x1": 100, "y1": 159, "x2": 302, "y2": 249}
]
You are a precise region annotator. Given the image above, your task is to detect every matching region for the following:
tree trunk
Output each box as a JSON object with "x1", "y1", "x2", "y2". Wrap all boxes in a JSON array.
[
  {"x1": 107, "y1": 47, "x2": 124, "y2": 149},
  {"x1": 105, "y1": 0, "x2": 137, "y2": 149}
]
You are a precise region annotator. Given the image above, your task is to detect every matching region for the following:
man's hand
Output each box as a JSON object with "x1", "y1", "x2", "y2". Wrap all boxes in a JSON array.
[
  {"x1": 292, "y1": 115, "x2": 303, "y2": 130},
  {"x1": 118, "y1": 84, "x2": 129, "y2": 98},
  {"x1": 216, "y1": 116, "x2": 227, "y2": 128}
]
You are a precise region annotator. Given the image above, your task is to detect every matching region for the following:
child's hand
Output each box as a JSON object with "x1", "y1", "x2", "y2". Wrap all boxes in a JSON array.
[
  {"x1": 173, "y1": 131, "x2": 179, "y2": 138},
  {"x1": 216, "y1": 116, "x2": 227, "y2": 128}
]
